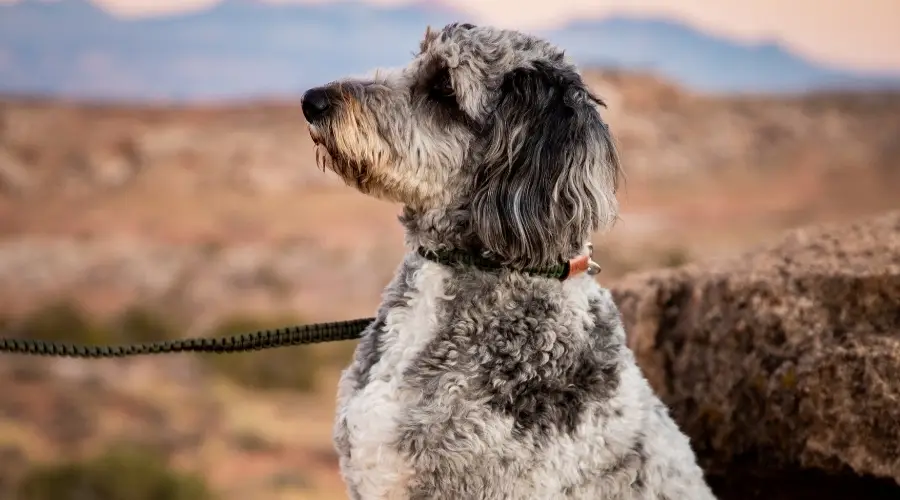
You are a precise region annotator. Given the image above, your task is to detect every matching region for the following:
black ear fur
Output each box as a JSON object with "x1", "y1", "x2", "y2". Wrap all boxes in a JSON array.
[{"x1": 470, "y1": 61, "x2": 620, "y2": 269}]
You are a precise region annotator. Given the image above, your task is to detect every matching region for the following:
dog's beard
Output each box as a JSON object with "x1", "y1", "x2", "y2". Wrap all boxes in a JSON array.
[
  {"x1": 312, "y1": 141, "x2": 375, "y2": 195},
  {"x1": 313, "y1": 143, "x2": 332, "y2": 174},
  {"x1": 309, "y1": 123, "x2": 340, "y2": 178},
  {"x1": 308, "y1": 125, "x2": 403, "y2": 201}
]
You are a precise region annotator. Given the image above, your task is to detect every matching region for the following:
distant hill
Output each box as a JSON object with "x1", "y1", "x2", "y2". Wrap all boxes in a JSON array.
[
  {"x1": 1, "y1": 0, "x2": 899, "y2": 101},
  {"x1": 541, "y1": 17, "x2": 900, "y2": 94}
]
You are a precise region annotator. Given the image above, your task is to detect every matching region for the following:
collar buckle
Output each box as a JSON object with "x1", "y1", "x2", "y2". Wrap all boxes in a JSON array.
[{"x1": 563, "y1": 243, "x2": 602, "y2": 279}]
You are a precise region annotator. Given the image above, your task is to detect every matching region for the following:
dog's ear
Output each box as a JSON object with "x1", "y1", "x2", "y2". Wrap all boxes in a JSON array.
[
  {"x1": 470, "y1": 61, "x2": 621, "y2": 269},
  {"x1": 420, "y1": 25, "x2": 439, "y2": 53}
]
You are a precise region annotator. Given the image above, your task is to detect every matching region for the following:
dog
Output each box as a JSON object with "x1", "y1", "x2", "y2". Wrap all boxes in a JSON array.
[{"x1": 301, "y1": 22, "x2": 715, "y2": 500}]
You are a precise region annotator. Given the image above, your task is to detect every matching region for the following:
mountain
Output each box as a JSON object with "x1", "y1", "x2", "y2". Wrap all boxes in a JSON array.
[
  {"x1": 0, "y1": 0, "x2": 460, "y2": 100},
  {"x1": 1, "y1": 0, "x2": 898, "y2": 101},
  {"x1": 541, "y1": 17, "x2": 900, "y2": 93}
]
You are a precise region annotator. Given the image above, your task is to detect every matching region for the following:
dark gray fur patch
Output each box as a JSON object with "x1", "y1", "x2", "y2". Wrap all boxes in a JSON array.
[
  {"x1": 398, "y1": 268, "x2": 621, "y2": 439},
  {"x1": 392, "y1": 269, "x2": 623, "y2": 498},
  {"x1": 466, "y1": 278, "x2": 622, "y2": 438}
]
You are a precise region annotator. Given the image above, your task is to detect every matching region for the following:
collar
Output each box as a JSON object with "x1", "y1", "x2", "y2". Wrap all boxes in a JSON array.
[{"x1": 417, "y1": 243, "x2": 601, "y2": 281}]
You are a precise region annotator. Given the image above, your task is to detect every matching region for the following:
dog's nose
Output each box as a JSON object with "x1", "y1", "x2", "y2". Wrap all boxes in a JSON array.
[{"x1": 302, "y1": 87, "x2": 331, "y2": 123}]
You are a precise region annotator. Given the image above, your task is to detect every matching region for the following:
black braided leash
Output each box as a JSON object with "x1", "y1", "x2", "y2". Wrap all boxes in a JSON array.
[
  {"x1": 0, "y1": 246, "x2": 599, "y2": 359},
  {"x1": 0, "y1": 317, "x2": 373, "y2": 358}
]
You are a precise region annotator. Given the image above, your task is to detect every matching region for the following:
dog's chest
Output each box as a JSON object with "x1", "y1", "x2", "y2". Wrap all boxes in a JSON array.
[{"x1": 341, "y1": 262, "x2": 448, "y2": 499}]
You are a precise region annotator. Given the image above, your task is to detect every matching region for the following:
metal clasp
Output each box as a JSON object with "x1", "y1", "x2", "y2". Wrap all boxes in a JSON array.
[{"x1": 585, "y1": 243, "x2": 602, "y2": 276}]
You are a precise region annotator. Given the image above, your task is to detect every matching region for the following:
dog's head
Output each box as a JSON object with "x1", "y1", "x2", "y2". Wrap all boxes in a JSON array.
[{"x1": 302, "y1": 23, "x2": 621, "y2": 268}]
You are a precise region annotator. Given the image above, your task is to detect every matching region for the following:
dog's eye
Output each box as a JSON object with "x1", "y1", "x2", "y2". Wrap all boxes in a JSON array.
[{"x1": 429, "y1": 69, "x2": 455, "y2": 100}]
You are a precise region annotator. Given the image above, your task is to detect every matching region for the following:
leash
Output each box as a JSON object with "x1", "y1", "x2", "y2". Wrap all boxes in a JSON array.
[
  {"x1": 0, "y1": 318, "x2": 373, "y2": 358},
  {"x1": 0, "y1": 244, "x2": 601, "y2": 359}
]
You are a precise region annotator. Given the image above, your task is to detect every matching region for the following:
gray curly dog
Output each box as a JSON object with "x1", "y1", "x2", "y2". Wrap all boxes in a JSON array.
[{"x1": 301, "y1": 22, "x2": 716, "y2": 500}]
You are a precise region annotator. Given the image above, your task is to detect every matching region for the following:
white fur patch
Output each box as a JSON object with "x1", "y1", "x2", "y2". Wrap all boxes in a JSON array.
[{"x1": 342, "y1": 261, "x2": 451, "y2": 499}]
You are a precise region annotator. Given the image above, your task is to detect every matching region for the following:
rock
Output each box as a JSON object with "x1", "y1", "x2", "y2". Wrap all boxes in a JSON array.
[{"x1": 611, "y1": 210, "x2": 900, "y2": 494}]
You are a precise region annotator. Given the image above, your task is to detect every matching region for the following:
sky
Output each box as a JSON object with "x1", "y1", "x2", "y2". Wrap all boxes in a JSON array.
[{"x1": 4, "y1": 0, "x2": 900, "y2": 73}]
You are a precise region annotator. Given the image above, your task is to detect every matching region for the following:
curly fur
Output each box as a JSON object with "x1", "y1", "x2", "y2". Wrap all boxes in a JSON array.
[{"x1": 302, "y1": 22, "x2": 715, "y2": 500}]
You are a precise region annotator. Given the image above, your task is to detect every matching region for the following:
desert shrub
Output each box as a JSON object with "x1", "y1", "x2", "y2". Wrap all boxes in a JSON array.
[
  {"x1": 201, "y1": 315, "x2": 322, "y2": 392},
  {"x1": 111, "y1": 306, "x2": 179, "y2": 343},
  {"x1": 16, "y1": 301, "x2": 112, "y2": 345},
  {"x1": 16, "y1": 445, "x2": 213, "y2": 500},
  {"x1": 659, "y1": 246, "x2": 692, "y2": 268}
]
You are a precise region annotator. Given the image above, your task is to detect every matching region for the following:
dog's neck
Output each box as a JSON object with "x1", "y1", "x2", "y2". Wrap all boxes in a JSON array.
[
  {"x1": 399, "y1": 205, "x2": 599, "y2": 279},
  {"x1": 400, "y1": 205, "x2": 480, "y2": 256}
]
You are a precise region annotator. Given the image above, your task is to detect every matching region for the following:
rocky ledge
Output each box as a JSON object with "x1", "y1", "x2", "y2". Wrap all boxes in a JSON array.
[{"x1": 612, "y1": 210, "x2": 900, "y2": 498}]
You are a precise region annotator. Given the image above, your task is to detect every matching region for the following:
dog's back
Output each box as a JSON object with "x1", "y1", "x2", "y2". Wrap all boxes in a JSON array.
[{"x1": 334, "y1": 255, "x2": 715, "y2": 499}]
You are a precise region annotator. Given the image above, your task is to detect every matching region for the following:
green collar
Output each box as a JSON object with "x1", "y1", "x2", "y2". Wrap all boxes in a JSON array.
[{"x1": 417, "y1": 245, "x2": 601, "y2": 281}]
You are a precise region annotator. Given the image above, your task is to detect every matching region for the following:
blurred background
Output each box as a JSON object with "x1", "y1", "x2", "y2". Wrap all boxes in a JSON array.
[{"x1": 0, "y1": 1, "x2": 898, "y2": 499}]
